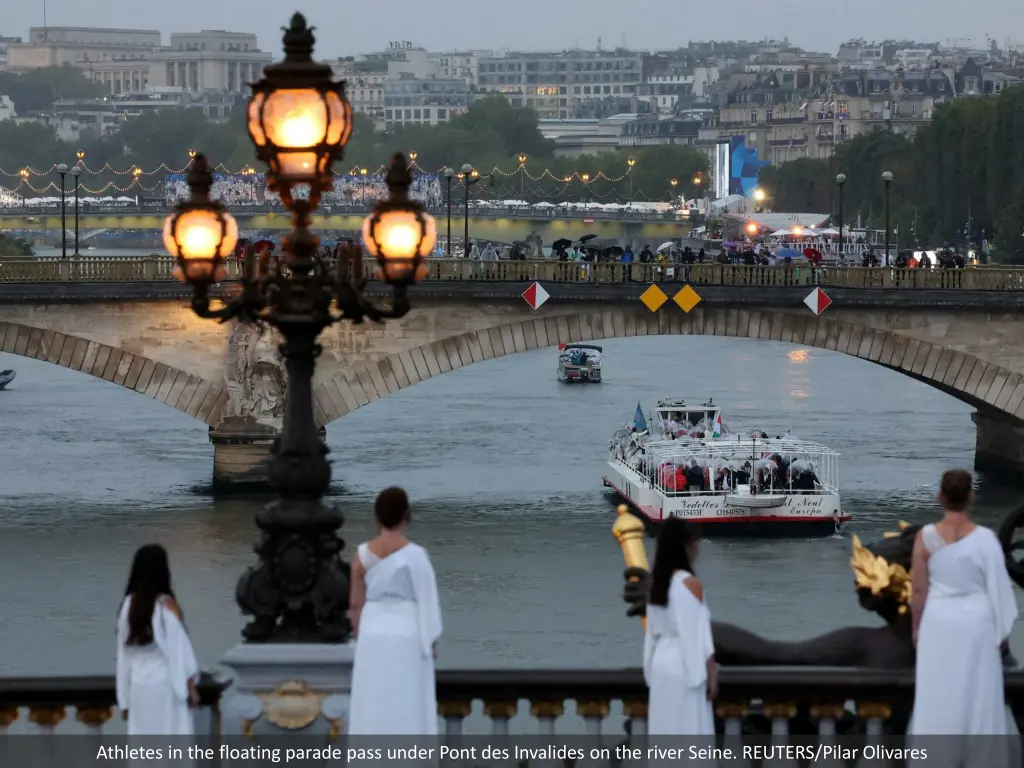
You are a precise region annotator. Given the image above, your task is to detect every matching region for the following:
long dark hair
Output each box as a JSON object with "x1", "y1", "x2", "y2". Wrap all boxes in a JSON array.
[
  {"x1": 122, "y1": 544, "x2": 178, "y2": 645},
  {"x1": 649, "y1": 518, "x2": 699, "y2": 607}
]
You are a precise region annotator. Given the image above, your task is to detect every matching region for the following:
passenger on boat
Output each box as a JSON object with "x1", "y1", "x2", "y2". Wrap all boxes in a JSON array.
[
  {"x1": 686, "y1": 460, "x2": 704, "y2": 493},
  {"x1": 789, "y1": 460, "x2": 819, "y2": 492},
  {"x1": 733, "y1": 461, "x2": 752, "y2": 487}
]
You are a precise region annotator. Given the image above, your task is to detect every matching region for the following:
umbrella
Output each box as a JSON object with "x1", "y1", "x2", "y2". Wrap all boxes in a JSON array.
[
  {"x1": 604, "y1": 246, "x2": 624, "y2": 257},
  {"x1": 803, "y1": 247, "x2": 823, "y2": 263},
  {"x1": 579, "y1": 234, "x2": 598, "y2": 242},
  {"x1": 656, "y1": 241, "x2": 675, "y2": 253},
  {"x1": 776, "y1": 247, "x2": 801, "y2": 260},
  {"x1": 252, "y1": 239, "x2": 275, "y2": 251},
  {"x1": 552, "y1": 238, "x2": 572, "y2": 250},
  {"x1": 770, "y1": 229, "x2": 792, "y2": 237},
  {"x1": 817, "y1": 228, "x2": 839, "y2": 236}
]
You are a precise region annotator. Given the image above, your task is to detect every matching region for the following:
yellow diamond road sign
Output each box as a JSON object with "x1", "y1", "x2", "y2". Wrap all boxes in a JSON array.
[
  {"x1": 639, "y1": 284, "x2": 668, "y2": 312},
  {"x1": 674, "y1": 284, "x2": 702, "y2": 313}
]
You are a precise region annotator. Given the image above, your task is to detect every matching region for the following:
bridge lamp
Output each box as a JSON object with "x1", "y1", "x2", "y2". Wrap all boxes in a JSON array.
[
  {"x1": 76, "y1": 150, "x2": 85, "y2": 163},
  {"x1": 627, "y1": 157, "x2": 636, "y2": 168},
  {"x1": 408, "y1": 150, "x2": 418, "y2": 163},
  {"x1": 517, "y1": 153, "x2": 527, "y2": 165},
  {"x1": 361, "y1": 154, "x2": 436, "y2": 285},
  {"x1": 670, "y1": 178, "x2": 678, "y2": 188},
  {"x1": 753, "y1": 187, "x2": 766, "y2": 203},
  {"x1": 247, "y1": 13, "x2": 352, "y2": 197},
  {"x1": 159, "y1": 14, "x2": 423, "y2": 646},
  {"x1": 188, "y1": 149, "x2": 197, "y2": 160},
  {"x1": 163, "y1": 154, "x2": 238, "y2": 284},
  {"x1": 746, "y1": 222, "x2": 759, "y2": 235},
  {"x1": 582, "y1": 173, "x2": 591, "y2": 183}
]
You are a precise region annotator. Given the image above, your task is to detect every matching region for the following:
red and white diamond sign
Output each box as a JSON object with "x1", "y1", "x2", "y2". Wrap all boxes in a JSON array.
[
  {"x1": 803, "y1": 287, "x2": 832, "y2": 315},
  {"x1": 522, "y1": 281, "x2": 550, "y2": 310}
]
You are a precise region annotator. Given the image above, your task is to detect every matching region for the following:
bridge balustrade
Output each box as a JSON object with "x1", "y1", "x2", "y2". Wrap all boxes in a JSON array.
[
  {"x1": 3, "y1": 667, "x2": 1024, "y2": 745},
  {"x1": 2, "y1": 256, "x2": 1024, "y2": 290}
]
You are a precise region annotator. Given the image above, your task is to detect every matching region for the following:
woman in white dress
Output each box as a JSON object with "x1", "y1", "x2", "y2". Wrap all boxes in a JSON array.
[
  {"x1": 645, "y1": 518, "x2": 717, "y2": 735},
  {"x1": 116, "y1": 544, "x2": 200, "y2": 735},
  {"x1": 348, "y1": 487, "x2": 443, "y2": 735},
  {"x1": 910, "y1": 470, "x2": 1018, "y2": 755}
]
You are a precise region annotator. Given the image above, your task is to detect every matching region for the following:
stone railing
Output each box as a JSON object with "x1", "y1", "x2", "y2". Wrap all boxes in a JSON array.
[
  {"x1": 2, "y1": 256, "x2": 1024, "y2": 290},
  {"x1": 4, "y1": 667, "x2": 1024, "y2": 740}
]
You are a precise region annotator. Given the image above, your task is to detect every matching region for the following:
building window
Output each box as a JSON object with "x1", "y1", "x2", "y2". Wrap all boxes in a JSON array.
[
  {"x1": 766, "y1": 108, "x2": 773, "y2": 124},
  {"x1": 414, "y1": 109, "x2": 422, "y2": 118},
  {"x1": 385, "y1": 109, "x2": 393, "y2": 119},
  {"x1": 750, "y1": 110, "x2": 757, "y2": 124}
]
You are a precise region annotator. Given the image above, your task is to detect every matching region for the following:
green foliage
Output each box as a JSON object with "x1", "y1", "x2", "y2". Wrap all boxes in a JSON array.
[
  {"x1": 0, "y1": 233, "x2": 34, "y2": 256},
  {"x1": 0, "y1": 65, "x2": 106, "y2": 113},
  {"x1": 757, "y1": 85, "x2": 1024, "y2": 252}
]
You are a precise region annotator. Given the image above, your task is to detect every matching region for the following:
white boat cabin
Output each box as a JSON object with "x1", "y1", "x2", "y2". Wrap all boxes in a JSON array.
[{"x1": 649, "y1": 398, "x2": 726, "y2": 438}]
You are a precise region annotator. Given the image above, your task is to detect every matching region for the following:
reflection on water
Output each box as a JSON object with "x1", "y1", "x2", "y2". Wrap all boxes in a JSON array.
[{"x1": 0, "y1": 335, "x2": 1019, "y2": 675}]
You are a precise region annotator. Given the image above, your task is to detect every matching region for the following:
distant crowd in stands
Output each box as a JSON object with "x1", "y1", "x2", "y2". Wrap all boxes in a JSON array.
[{"x1": 162, "y1": 173, "x2": 444, "y2": 208}]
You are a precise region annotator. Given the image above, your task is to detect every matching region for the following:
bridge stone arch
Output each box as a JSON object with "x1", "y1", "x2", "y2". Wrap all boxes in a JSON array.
[
  {"x1": 0, "y1": 321, "x2": 227, "y2": 425},
  {"x1": 314, "y1": 307, "x2": 1024, "y2": 426}
]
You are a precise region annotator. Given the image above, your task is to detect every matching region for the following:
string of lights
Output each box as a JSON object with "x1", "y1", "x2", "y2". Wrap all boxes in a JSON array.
[{"x1": 0, "y1": 158, "x2": 640, "y2": 185}]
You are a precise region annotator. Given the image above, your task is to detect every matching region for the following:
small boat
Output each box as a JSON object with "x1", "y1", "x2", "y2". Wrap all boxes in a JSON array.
[
  {"x1": 557, "y1": 344, "x2": 602, "y2": 383},
  {"x1": 603, "y1": 397, "x2": 850, "y2": 537},
  {"x1": 0, "y1": 369, "x2": 15, "y2": 390}
]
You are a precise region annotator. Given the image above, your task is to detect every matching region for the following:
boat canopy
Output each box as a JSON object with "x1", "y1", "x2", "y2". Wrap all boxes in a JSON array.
[{"x1": 562, "y1": 344, "x2": 603, "y2": 352}]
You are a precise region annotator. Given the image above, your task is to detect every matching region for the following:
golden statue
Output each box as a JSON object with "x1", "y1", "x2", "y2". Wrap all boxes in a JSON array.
[{"x1": 612, "y1": 504, "x2": 648, "y2": 631}]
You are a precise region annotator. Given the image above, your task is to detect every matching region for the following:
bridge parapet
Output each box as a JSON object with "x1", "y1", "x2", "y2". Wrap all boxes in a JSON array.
[
  {"x1": 4, "y1": 666, "x2": 1018, "y2": 741},
  {"x1": 3, "y1": 257, "x2": 1024, "y2": 291}
]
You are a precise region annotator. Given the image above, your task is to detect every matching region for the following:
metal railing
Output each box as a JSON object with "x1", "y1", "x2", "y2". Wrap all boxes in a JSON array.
[
  {"x1": 1, "y1": 256, "x2": 1023, "y2": 290},
  {"x1": 2, "y1": 667, "x2": 1023, "y2": 743}
]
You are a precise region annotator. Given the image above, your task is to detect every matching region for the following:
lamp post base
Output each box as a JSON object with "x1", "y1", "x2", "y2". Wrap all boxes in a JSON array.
[
  {"x1": 209, "y1": 422, "x2": 328, "y2": 494},
  {"x1": 220, "y1": 642, "x2": 355, "y2": 737}
]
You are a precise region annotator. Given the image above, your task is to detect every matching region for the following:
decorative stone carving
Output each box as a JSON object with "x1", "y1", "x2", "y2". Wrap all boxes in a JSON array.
[
  {"x1": 225, "y1": 322, "x2": 287, "y2": 428},
  {"x1": 256, "y1": 681, "x2": 327, "y2": 731}
]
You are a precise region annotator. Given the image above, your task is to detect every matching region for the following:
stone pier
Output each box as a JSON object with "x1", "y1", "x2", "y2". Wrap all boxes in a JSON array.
[{"x1": 973, "y1": 409, "x2": 1024, "y2": 482}]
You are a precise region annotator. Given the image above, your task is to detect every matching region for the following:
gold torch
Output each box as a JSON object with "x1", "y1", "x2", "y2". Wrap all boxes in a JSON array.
[{"x1": 613, "y1": 504, "x2": 649, "y2": 631}]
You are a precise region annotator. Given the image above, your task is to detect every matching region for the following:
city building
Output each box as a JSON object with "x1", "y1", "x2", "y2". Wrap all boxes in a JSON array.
[
  {"x1": 331, "y1": 58, "x2": 388, "y2": 126},
  {"x1": 475, "y1": 49, "x2": 643, "y2": 119},
  {"x1": 0, "y1": 35, "x2": 23, "y2": 69},
  {"x1": 383, "y1": 74, "x2": 469, "y2": 129},
  {"x1": 4, "y1": 27, "x2": 160, "y2": 74},
  {"x1": 145, "y1": 31, "x2": 271, "y2": 93},
  {"x1": 619, "y1": 115, "x2": 701, "y2": 148},
  {"x1": 0, "y1": 94, "x2": 15, "y2": 121}
]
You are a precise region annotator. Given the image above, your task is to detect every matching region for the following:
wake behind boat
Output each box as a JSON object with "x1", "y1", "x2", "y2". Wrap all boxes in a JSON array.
[
  {"x1": 603, "y1": 398, "x2": 850, "y2": 537},
  {"x1": 0, "y1": 369, "x2": 14, "y2": 390}
]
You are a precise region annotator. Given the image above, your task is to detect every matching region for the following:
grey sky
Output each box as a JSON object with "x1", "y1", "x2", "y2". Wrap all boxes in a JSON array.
[{"x1": 8, "y1": 0, "x2": 1021, "y2": 57}]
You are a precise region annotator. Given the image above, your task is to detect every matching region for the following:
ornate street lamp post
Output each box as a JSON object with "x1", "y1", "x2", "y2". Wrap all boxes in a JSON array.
[
  {"x1": 19, "y1": 169, "x2": 29, "y2": 212},
  {"x1": 882, "y1": 170, "x2": 894, "y2": 266},
  {"x1": 56, "y1": 163, "x2": 68, "y2": 258},
  {"x1": 444, "y1": 167, "x2": 455, "y2": 256},
  {"x1": 835, "y1": 173, "x2": 847, "y2": 257},
  {"x1": 162, "y1": 13, "x2": 434, "y2": 643},
  {"x1": 71, "y1": 166, "x2": 82, "y2": 255}
]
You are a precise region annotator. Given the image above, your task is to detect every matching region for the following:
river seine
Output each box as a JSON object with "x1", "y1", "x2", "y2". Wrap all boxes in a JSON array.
[{"x1": 1, "y1": 335, "x2": 1020, "y2": 675}]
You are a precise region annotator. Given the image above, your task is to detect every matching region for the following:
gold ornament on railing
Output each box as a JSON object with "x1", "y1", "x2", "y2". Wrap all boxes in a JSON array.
[
  {"x1": 850, "y1": 525, "x2": 912, "y2": 613},
  {"x1": 613, "y1": 504, "x2": 648, "y2": 631}
]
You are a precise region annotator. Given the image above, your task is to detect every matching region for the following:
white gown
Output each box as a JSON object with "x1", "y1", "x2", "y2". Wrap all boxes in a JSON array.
[
  {"x1": 909, "y1": 525, "x2": 1019, "y2": 762},
  {"x1": 644, "y1": 570, "x2": 716, "y2": 735},
  {"x1": 116, "y1": 595, "x2": 199, "y2": 735},
  {"x1": 348, "y1": 542, "x2": 443, "y2": 735}
]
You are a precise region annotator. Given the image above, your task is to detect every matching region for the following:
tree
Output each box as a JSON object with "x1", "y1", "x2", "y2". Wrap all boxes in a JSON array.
[
  {"x1": 0, "y1": 233, "x2": 33, "y2": 256},
  {"x1": 0, "y1": 65, "x2": 105, "y2": 113}
]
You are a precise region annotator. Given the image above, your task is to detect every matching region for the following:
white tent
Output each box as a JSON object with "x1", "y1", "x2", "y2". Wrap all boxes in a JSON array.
[
  {"x1": 502, "y1": 199, "x2": 529, "y2": 207},
  {"x1": 532, "y1": 201, "x2": 555, "y2": 208}
]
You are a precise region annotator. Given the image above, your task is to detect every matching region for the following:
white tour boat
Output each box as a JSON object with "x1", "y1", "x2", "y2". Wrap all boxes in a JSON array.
[
  {"x1": 557, "y1": 344, "x2": 602, "y2": 383},
  {"x1": 603, "y1": 398, "x2": 850, "y2": 537}
]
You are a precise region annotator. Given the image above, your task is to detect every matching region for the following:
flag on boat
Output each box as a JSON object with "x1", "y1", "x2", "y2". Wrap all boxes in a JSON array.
[
  {"x1": 712, "y1": 412, "x2": 723, "y2": 438},
  {"x1": 633, "y1": 403, "x2": 648, "y2": 433},
  {"x1": 558, "y1": 344, "x2": 567, "y2": 350}
]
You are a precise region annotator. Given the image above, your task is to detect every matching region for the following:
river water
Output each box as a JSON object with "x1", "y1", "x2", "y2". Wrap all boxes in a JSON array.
[{"x1": 1, "y1": 336, "x2": 1020, "y2": 676}]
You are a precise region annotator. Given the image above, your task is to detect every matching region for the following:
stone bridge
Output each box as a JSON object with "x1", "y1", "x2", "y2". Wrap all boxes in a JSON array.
[{"x1": 2, "y1": 279, "x2": 1024, "y2": 488}]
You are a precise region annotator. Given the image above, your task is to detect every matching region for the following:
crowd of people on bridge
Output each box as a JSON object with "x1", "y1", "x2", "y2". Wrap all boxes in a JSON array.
[
  {"x1": 115, "y1": 470, "x2": 1017, "y2": 743},
  {"x1": 161, "y1": 173, "x2": 445, "y2": 208}
]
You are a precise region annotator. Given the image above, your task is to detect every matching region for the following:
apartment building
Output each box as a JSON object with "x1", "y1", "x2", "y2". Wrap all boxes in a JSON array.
[
  {"x1": 475, "y1": 49, "x2": 643, "y2": 119},
  {"x1": 332, "y1": 58, "x2": 388, "y2": 126},
  {"x1": 383, "y1": 74, "x2": 469, "y2": 129}
]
